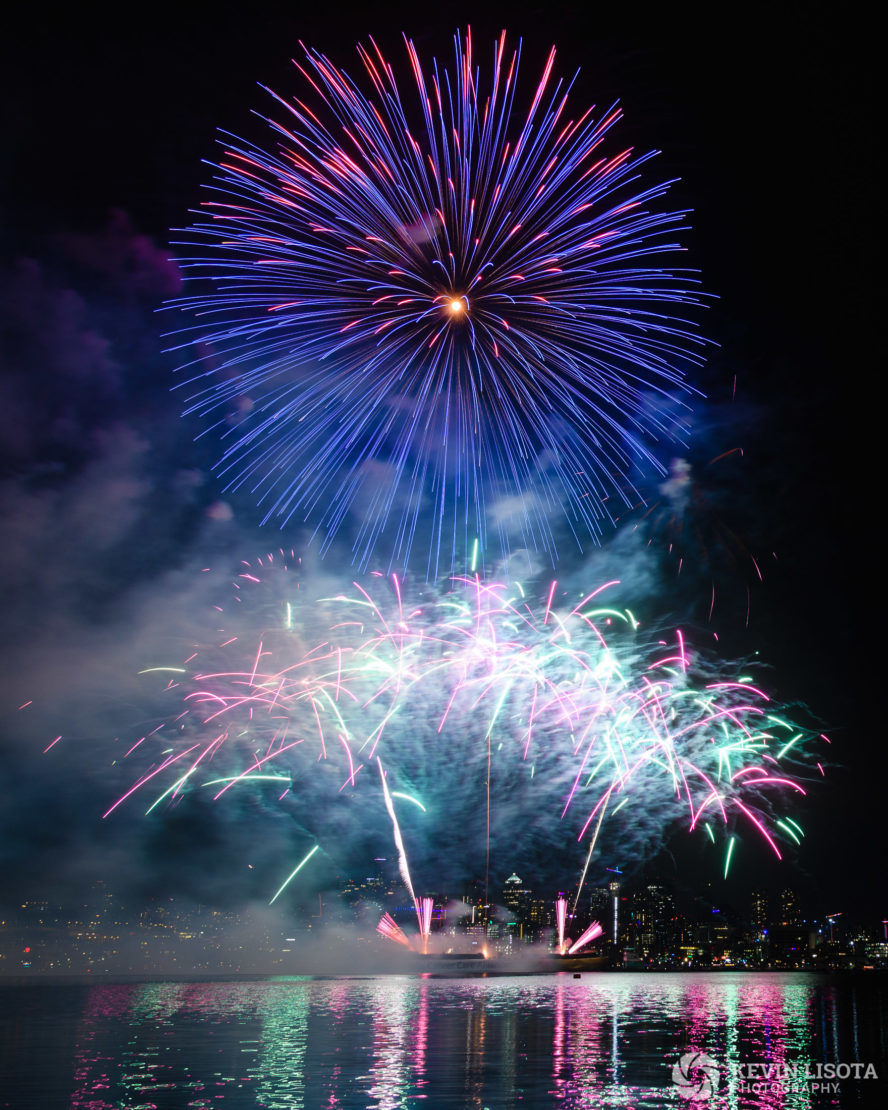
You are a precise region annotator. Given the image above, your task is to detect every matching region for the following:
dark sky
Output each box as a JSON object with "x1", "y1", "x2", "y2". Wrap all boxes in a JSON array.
[{"x1": 0, "y1": 4, "x2": 878, "y2": 922}]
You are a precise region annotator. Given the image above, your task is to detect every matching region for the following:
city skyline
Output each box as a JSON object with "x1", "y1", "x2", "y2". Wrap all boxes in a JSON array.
[{"x1": 5, "y1": 868, "x2": 883, "y2": 977}]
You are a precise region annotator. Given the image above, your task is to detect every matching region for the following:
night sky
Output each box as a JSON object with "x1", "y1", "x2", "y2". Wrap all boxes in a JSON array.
[{"x1": 0, "y1": 5, "x2": 878, "y2": 922}]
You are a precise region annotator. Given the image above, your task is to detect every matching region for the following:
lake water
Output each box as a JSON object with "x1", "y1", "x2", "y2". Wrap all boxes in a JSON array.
[{"x1": 0, "y1": 972, "x2": 885, "y2": 1108}]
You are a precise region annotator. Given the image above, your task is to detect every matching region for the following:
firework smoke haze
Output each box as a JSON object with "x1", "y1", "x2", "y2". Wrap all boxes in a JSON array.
[{"x1": 90, "y1": 559, "x2": 821, "y2": 899}]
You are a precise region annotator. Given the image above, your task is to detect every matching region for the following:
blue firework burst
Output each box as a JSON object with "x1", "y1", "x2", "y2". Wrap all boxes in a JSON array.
[{"x1": 172, "y1": 29, "x2": 706, "y2": 574}]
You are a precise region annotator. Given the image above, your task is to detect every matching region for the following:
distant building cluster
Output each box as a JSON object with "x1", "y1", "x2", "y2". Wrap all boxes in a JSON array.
[
  {"x1": 2, "y1": 872, "x2": 886, "y2": 974},
  {"x1": 0, "y1": 881, "x2": 266, "y2": 975},
  {"x1": 459, "y1": 874, "x2": 886, "y2": 971}
]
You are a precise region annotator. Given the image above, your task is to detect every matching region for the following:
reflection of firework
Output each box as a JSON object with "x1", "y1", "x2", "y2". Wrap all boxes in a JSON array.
[
  {"x1": 173, "y1": 30, "x2": 705, "y2": 572},
  {"x1": 106, "y1": 559, "x2": 821, "y2": 895}
]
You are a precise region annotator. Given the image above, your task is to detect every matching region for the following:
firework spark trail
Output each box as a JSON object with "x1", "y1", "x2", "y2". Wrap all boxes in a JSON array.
[
  {"x1": 419, "y1": 896, "x2": 434, "y2": 954},
  {"x1": 419, "y1": 897, "x2": 433, "y2": 937},
  {"x1": 556, "y1": 897, "x2": 567, "y2": 954},
  {"x1": 378, "y1": 755, "x2": 421, "y2": 932},
  {"x1": 567, "y1": 920, "x2": 603, "y2": 955},
  {"x1": 268, "y1": 844, "x2": 320, "y2": 904},
  {"x1": 105, "y1": 562, "x2": 821, "y2": 893},
  {"x1": 172, "y1": 30, "x2": 706, "y2": 573},
  {"x1": 376, "y1": 912, "x2": 412, "y2": 949}
]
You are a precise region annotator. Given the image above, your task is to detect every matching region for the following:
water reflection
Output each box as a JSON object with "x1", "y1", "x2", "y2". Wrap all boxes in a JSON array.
[
  {"x1": 45, "y1": 973, "x2": 884, "y2": 1108},
  {"x1": 69, "y1": 984, "x2": 137, "y2": 1109},
  {"x1": 254, "y1": 981, "x2": 309, "y2": 1109},
  {"x1": 365, "y1": 979, "x2": 411, "y2": 1109}
]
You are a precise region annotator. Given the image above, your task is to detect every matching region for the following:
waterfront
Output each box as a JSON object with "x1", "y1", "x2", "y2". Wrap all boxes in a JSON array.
[{"x1": 0, "y1": 971, "x2": 885, "y2": 1108}]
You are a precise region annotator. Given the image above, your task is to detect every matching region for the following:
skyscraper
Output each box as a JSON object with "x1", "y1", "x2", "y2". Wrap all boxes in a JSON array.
[
  {"x1": 632, "y1": 883, "x2": 675, "y2": 952},
  {"x1": 779, "y1": 889, "x2": 801, "y2": 925},
  {"x1": 750, "y1": 889, "x2": 768, "y2": 936},
  {"x1": 608, "y1": 880, "x2": 621, "y2": 945},
  {"x1": 502, "y1": 873, "x2": 533, "y2": 935}
]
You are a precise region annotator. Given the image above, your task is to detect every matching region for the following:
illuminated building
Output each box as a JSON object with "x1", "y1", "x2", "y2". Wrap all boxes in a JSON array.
[
  {"x1": 779, "y1": 888, "x2": 800, "y2": 925},
  {"x1": 750, "y1": 889, "x2": 768, "y2": 937}
]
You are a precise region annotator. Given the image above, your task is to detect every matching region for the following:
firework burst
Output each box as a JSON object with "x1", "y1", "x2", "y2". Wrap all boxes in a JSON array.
[
  {"x1": 172, "y1": 30, "x2": 705, "y2": 573},
  {"x1": 101, "y1": 558, "x2": 821, "y2": 896}
]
